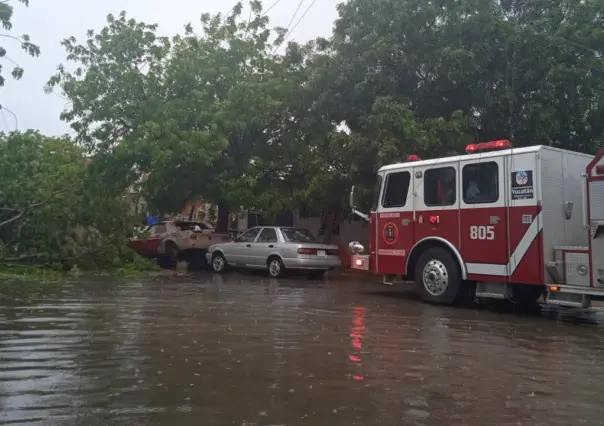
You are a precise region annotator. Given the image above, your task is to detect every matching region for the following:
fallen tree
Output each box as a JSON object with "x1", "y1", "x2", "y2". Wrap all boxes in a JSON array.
[{"x1": 0, "y1": 131, "x2": 155, "y2": 275}]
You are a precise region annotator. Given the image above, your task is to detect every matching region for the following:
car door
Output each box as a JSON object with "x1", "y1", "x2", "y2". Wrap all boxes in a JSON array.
[
  {"x1": 229, "y1": 227, "x2": 261, "y2": 265},
  {"x1": 251, "y1": 228, "x2": 279, "y2": 267},
  {"x1": 141, "y1": 223, "x2": 167, "y2": 256}
]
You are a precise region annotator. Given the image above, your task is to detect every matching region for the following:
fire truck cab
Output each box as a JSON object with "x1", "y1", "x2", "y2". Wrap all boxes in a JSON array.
[{"x1": 349, "y1": 140, "x2": 604, "y2": 308}]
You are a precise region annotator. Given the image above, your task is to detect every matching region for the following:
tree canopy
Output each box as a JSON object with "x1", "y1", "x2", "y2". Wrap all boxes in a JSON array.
[
  {"x1": 46, "y1": 0, "x2": 604, "y2": 221},
  {"x1": 0, "y1": 0, "x2": 39, "y2": 86}
]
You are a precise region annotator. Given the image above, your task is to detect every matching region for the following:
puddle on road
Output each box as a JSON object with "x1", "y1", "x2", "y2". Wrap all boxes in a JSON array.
[{"x1": 0, "y1": 275, "x2": 604, "y2": 425}]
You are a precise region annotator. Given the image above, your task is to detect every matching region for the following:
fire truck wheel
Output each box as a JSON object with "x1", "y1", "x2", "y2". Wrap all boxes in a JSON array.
[{"x1": 415, "y1": 247, "x2": 462, "y2": 305}]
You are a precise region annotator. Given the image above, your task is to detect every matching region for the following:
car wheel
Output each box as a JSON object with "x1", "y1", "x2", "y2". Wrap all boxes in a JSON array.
[
  {"x1": 415, "y1": 247, "x2": 462, "y2": 305},
  {"x1": 267, "y1": 256, "x2": 285, "y2": 278},
  {"x1": 211, "y1": 252, "x2": 227, "y2": 273}
]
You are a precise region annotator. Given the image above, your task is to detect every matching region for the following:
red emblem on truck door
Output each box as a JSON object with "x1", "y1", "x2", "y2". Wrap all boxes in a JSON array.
[{"x1": 382, "y1": 222, "x2": 398, "y2": 245}]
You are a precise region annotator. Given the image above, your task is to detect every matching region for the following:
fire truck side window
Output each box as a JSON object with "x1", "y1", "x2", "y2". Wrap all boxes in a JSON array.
[
  {"x1": 381, "y1": 171, "x2": 411, "y2": 208},
  {"x1": 424, "y1": 167, "x2": 456, "y2": 206},
  {"x1": 462, "y1": 162, "x2": 499, "y2": 204}
]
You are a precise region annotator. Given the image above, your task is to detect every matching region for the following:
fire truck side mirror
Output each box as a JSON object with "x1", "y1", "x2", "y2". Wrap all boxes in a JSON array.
[
  {"x1": 349, "y1": 185, "x2": 357, "y2": 209},
  {"x1": 349, "y1": 185, "x2": 370, "y2": 222}
]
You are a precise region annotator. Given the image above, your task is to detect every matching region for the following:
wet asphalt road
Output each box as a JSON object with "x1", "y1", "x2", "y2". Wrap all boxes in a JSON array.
[{"x1": 1, "y1": 273, "x2": 604, "y2": 425}]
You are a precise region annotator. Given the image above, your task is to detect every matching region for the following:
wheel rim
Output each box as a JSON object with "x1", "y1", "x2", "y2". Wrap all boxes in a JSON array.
[
  {"x1": 269, "y1": 260, "x2": 281, "y2": 277},
  {"x1": 422, "y1": 259, "x2": 449, "y2": 296},
  {"x1": 213, "y1": 255, "x2": 225, "y2": 271}
]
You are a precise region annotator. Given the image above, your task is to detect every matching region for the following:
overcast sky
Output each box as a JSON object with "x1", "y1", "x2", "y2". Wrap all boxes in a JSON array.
[{"x1": 0, "y1": 0, "x2": 340, "y2": 136}]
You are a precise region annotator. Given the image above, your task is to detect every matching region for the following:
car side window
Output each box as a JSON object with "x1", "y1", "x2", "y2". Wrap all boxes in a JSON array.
[
  {"x1": 150, "y1": 224, "x2": 167, "y2": 235},
  {"x1": 236, "y1": 228, "x2": 261, "y2": 242},
  {"x1": 257, "y1": 228, "x2": 278, "y2": 243}
]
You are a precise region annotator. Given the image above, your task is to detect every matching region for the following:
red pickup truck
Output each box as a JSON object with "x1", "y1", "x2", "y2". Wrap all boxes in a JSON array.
[{"x1": 128, "y1": 220, "x2": 231, "y2": 267}]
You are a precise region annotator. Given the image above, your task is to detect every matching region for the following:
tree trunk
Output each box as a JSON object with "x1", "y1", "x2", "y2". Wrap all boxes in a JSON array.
[{"x1": 216, "y1": 202, "x2": 230, "y2": 233}]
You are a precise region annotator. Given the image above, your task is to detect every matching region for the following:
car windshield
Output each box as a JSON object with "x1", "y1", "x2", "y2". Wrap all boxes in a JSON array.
[
  {"x1": 280, "y1": 228, "x2": 318, "y2": 243},
  {"x1": 175, "y1": 221, "x2": 209, "y2": 231}
]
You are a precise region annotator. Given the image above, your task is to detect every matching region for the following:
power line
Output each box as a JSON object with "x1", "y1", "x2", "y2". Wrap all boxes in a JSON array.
[
  {"x1": 274, "y1": 0, "x2": 317, "y2": 53},
  {"x1": 263, "y1": 0, "x2": 284, "y2": 15},
  {"x1": 0, "y1": 104, "x2": 18, "y2": 131},
  {"x1": 284, "y1": 0, "x2": 305, "y2": 31},
  {"x1": 0, "y1": 110, "x2": 9, "y2": 132}
]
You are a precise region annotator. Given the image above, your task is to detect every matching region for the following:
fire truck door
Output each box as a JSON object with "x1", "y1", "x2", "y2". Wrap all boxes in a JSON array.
[
  {"x1": 413, "y1": 164, "x2": 460, "y2": 251},
  {"x1": 459, "y1": 156, "x2": 508, "y2": 278},
  {"x1": 376, "y1": 169, "x2": 414, "y2": 276}
]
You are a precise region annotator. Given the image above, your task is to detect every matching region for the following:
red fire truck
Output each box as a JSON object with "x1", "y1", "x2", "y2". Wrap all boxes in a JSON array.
[{"x1": 348, "y1": 140, "x2": 604, "y2": 308}]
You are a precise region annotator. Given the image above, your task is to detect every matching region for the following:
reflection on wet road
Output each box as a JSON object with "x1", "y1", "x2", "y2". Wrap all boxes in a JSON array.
[{"x1": 1, "y1": 275, "x2": 604, "y2": 425}]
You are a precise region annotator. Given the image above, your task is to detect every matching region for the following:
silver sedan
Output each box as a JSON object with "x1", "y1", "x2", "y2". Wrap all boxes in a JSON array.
[{"x1": 205, "y1": 226, "x2": 342, "y2": 278}]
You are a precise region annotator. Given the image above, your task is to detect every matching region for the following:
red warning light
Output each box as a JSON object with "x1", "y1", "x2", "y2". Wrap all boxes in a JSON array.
[
  {"x1": 429, "y1": 216, "x2": 439, "y2": 224},
  {"x1": 407, "y1": 154, "x2": 421, "y2": 162},
  {"x1": 466, "y1": 140, "x2": 511, "y2": 153}
]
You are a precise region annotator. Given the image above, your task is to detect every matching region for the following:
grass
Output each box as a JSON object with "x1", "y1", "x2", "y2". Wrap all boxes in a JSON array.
[{"x1": 0, "y1": 254, "x2": 162, "y2": 287}]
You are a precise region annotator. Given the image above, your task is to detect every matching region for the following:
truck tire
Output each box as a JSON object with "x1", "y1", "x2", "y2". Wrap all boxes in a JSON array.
[
  {"x1": 160, "y1": 241, "x2": 179, "y2": 268},
  {"x1": 415, "y1": 247, "x2": 462, "y2": 305},
  {"x1": 512, "y1": 284, "x2": 544, "y2": 306}
]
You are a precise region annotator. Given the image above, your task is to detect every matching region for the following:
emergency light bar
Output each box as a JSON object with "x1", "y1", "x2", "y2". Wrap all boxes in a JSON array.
[{"x1": 465, "y1": 139, "x2": 511, "y2": 154}]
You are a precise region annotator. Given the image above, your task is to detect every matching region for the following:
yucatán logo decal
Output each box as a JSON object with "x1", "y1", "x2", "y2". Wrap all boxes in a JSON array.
[{"x1": 511, "y1": 170, "x2": 534, "y2": 200}]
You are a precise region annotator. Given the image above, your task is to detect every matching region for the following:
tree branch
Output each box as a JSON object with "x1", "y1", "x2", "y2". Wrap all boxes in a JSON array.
[
  {"x1": 0, "y1": 180, "x2": 82, "y2": 229},
  {"x1": 0, "y1": 253, "x2": 41, "y2": 263}
]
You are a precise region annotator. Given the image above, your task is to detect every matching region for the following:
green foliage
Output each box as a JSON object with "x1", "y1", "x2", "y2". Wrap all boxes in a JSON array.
[
  {"x1": 0, "y1": 131, "x2": 155, "y2": 273},
  {"x1": 324, "y1": 0, "x2": 604, "y2": 152},
  {"x1": 46, "y1": 3, "x2": 315, "y2": 220},
  {"x1": 291, "y1": 0, "x2": 604, "y2": 210},
  {"x1": 0, "y1": 0, "x2": 39, "y2": 86},
  {"x1": 47, "y1": 0, "x2": 604, "y2": 218}
]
